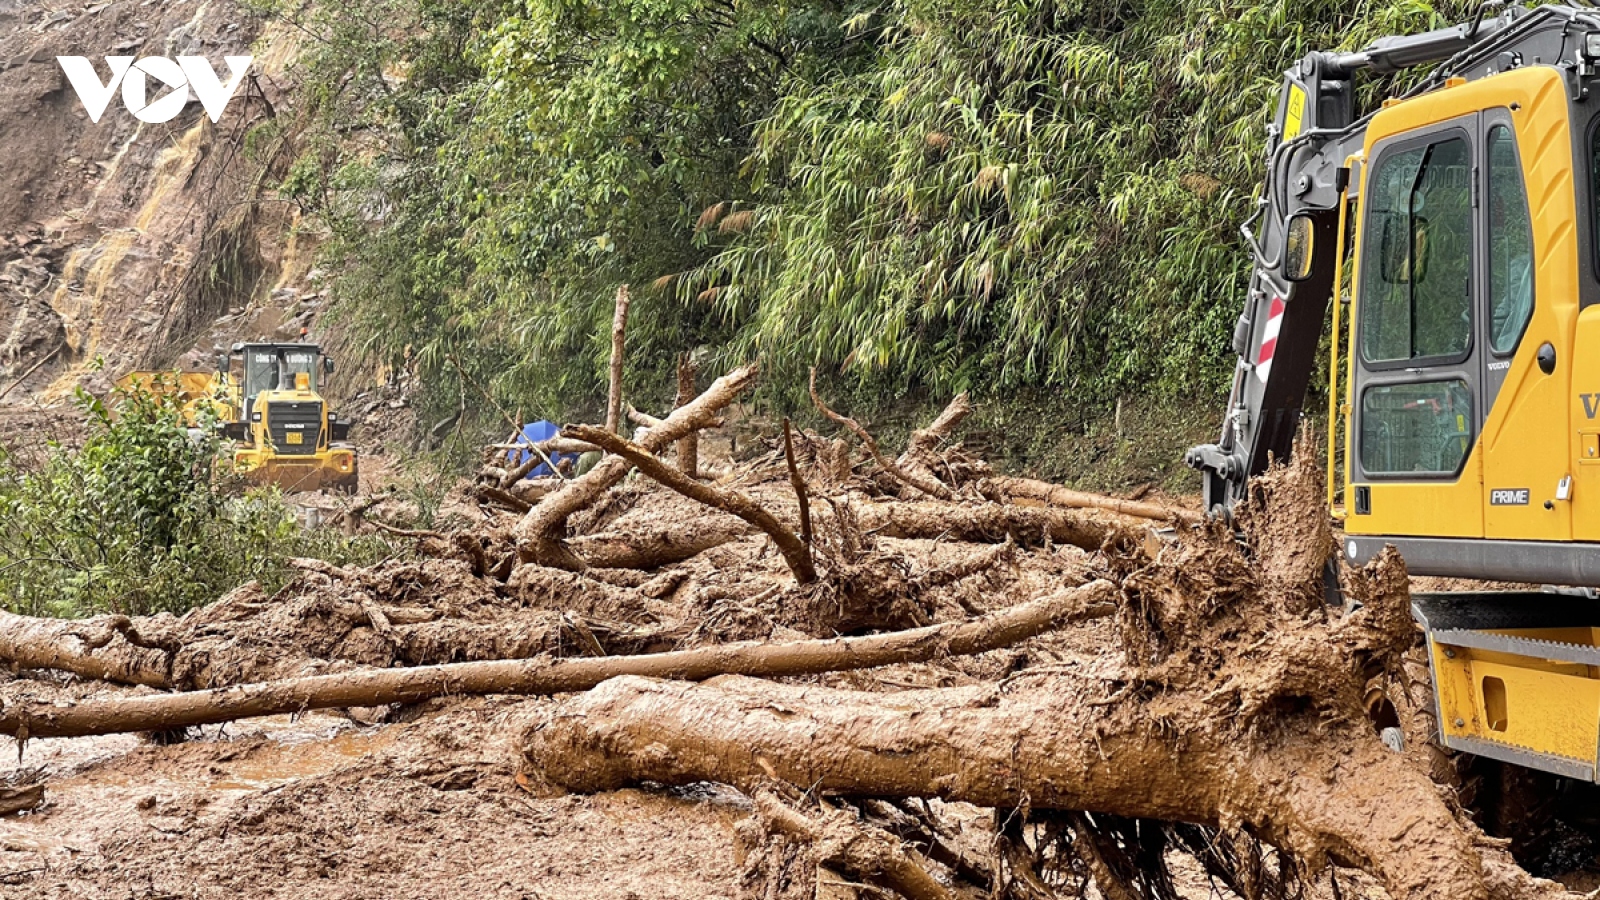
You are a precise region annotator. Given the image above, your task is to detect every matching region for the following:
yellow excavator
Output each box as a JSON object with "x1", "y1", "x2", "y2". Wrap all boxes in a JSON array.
[
  {"x1": 121, "y1": 340, "x2": 358, "y2": 494},
  {"x1": 1187, "y1": 3, "x2": 1600, "y2": 784}
]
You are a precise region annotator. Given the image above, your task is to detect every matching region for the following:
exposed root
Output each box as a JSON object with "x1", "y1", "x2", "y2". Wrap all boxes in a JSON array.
[{"x1": 751, "y1": 789, "x2": 955, "y2": 900}]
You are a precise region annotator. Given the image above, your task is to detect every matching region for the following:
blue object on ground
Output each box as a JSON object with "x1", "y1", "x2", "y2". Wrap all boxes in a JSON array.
[{"x1": 513, "y1": 420, "x2": 573, "y2": 478}]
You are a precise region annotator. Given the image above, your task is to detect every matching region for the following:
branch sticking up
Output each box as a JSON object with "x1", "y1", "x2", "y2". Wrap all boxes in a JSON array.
[
  {"x1": 513, "y1": 363, "x2": 758, "y2": 569},
  {"x1": 783, "y1": 418, "x2": 813, "y2": 546},
  {"x1": 605, "y1": 284, "x2": 631, "y2": 435},
  {"x1": 675, "y1": 353, "x2": 699, "y2": 477},
  {"x1": 809, "y1": 367, "x2": 953, "y2": 500},
  {"x1": 565, "y1": 424, "x2": 818, "y2": 584},
  {"x1": 900, "y1": 392, "x2": 971, "y2": 464}
]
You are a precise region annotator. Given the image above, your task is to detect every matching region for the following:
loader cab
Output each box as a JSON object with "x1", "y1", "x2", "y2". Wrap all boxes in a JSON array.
[{"x1": 233, "y1": 342, "x2": 334, "y2": 411}]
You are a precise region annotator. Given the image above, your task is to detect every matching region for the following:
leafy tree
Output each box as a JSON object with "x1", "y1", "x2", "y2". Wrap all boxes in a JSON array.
[{"x1": 263, "y1": 0, "x2": 1477, "y2": 421}]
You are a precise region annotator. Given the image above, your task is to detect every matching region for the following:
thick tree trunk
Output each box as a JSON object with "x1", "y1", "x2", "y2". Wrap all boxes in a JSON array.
[
  {"x1": 984, "y1": 476, "x2": 1203, "y2": 527},
  {"x1": 567, "y1": 520, "x2": 754, "y2": 569},
  {"x1": 1, "y1": 583, "x2": 1113, "y2": 741},
  {"x1": 852, "y1": 500, "x2": 1124, "y2": 550},
  {"x1": 523, "y1": 674, "x2": 1494, "y2": 900},
  {"x1": 0, "y1": 610, "x2": 172, "y2": 687}
]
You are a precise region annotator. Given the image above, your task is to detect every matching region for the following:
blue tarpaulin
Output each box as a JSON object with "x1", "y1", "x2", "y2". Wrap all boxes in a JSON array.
[{"x1": 511, "y1": 420, "x2": 574, "y2": 478}]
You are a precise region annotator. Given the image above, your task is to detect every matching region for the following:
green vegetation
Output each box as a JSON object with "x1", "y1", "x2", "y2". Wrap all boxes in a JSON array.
[
  {"x1": 0, "y1": 384, "x2": 390, "y2": 618},
  {"x1": 253, "y1": 0, "x2": 1477, "y2": 424}
]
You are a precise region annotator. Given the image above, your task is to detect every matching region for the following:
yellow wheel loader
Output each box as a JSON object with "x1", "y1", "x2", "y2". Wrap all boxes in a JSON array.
[
  {"x1": 122, "y1": 341, "x2": 358, "y2": 494},
  {"x1": 221, "y1": 341, "x2": 358, "y2": 494},
  {"x1": 1187, "y1": 3, "x2": 1600, "y2": 784}
]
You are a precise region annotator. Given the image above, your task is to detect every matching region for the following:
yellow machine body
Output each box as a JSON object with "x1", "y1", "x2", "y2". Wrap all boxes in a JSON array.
[
  {"x1": 231, "y1": 383, "x2": 358, "y2": 494},
  {"x1": 1340, "y1": 67, "x2": 1577, "y2": 543},
  {"x1": 120, "y1": 343, "x2": 358, "y2": 495},
  {"x1": 1324, "y1": 66, "x2": 1600, "y2": 779}
]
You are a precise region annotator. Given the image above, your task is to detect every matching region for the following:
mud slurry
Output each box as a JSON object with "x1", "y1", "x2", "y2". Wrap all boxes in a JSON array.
[{"x1": 0, "y1": 693, "x2": 747, "y2": 899}]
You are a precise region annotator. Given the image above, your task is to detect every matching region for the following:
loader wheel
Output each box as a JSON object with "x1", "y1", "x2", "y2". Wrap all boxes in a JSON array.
[
  {"x1": 335, "y1": 462, "x2": 359, "y2": 495},
  {"x1": 1384, "y1": 644, "x2": 1596, "y2": 876},
  {"x1": 1456, "y1": 754, "x2": 1600, "y2": 877}
]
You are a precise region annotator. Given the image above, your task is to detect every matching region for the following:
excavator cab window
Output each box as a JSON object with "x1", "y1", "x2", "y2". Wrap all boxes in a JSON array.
[
  {"x1": 1361, "y1": 379, "x2": 1472, "y2": 474},
  {"x1": 1361, "y1": 135, "x2": 1473, "y2": 365},
  {"x1": 1487, "y1": 124, "x2": 1533, "y2": 355},
  {"x1": 1357, "y1": 128, "x2": 1475, "y2": 478}
]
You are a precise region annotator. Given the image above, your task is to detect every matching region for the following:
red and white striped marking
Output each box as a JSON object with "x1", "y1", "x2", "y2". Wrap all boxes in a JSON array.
[{"x1": 1255, "y1": 295, "x2": 1285, "y2": 383}]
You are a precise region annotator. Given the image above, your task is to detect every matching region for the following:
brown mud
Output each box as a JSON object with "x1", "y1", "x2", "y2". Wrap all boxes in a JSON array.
[{"x1": 0, "y1": 382, "x2": 1595, "y2": 899}]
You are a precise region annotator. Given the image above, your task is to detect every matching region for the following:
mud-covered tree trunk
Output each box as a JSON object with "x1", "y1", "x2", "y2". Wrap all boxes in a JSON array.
[
  {"x1": 0, "y1": 610, "x2": 172, "y2": 687},
  {"x1": 519, "y1": 438, "x2": 1577, "y2": 900},
  {"x1": 525, "y1": 673, "x2": 1482, "y2": 900}
]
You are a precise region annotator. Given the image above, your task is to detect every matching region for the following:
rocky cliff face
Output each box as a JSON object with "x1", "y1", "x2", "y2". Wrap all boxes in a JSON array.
[{"x1": 0, "y1": 0, "x2": 317, "y2": 403}]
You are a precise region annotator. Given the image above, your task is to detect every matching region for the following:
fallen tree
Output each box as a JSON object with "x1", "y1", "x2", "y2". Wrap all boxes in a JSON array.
[
  {"x1": 519, "y1": 446, "x2": 1575, "y2": 900},
  {"x1": 6, "y1": 376, "x2": 1590, "y2": 899},
  {"x1": 0, "y1": 610, "x2": 171, "y2": 688},
  {"x1": 0, "y1": 581, "x2": 1114, "y2": 741}
]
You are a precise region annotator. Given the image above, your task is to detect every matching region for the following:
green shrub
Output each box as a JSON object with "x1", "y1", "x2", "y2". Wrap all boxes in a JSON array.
[{"x1": 0, "y1": 381, "x2": 392, "y2": 618}]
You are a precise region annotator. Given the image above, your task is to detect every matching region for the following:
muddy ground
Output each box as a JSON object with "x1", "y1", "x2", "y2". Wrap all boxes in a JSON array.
[
  {"x1": 2, "y1": 381, "x2": 1597, "y2": 900},
  {"x1": 0, "y1": 610, "x2": 1282, "y2": 900}
]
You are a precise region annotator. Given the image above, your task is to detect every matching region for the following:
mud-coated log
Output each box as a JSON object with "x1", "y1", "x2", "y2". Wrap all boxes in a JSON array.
[
  {"x1": 986, "y1": 476, "x2": 1202, "y2": 528},
  {"x1": 568, "y1": 521, "x2": 755, "y2": 569},
  {"x1": 0, "y1": 610, "x2": 171, "y2": 688},
  {"x1": 524, "y1": 673, "x2": 1493, "y2": 900},
  {"x1": 0, "y1": 582, "x2": 1114, "y2": 741},
  {"x1": 514, "y1": 363, "x2": 758, "y2": 568},
  {"x1": 852, "y1": 500, "x2": 1125, "y2": 551},
  {"x1": 0, "y1": 784, "x2": 44, "y2": 816}
]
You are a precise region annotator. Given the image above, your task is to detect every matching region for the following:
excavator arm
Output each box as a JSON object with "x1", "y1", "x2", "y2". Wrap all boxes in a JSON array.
[
  {"x1": 1185, "y1": 6, "x2": 1525, "y2": 516},
  {"x1": 1184, "y1": 3, "x2": 1600, "y2": 787}
]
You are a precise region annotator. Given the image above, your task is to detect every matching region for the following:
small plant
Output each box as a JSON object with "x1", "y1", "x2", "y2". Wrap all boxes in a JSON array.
[{"x1": 0, "y1": 380, "x2": 392, "y2": 618}]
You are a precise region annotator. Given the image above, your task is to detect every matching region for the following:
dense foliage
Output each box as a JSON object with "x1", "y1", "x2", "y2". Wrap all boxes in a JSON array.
[
  {"x1": 0, "y1": 384, "x2": 388, "y2": 618},
  {"x1": 258, "y1": 0, "x2": 1477, "y2": 418}
]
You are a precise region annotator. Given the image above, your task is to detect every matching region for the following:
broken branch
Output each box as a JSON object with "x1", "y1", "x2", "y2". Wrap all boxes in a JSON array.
[
  {"x1": 513, "y1": 363, "x2": 758, "y2": 569},
  {"x1": 986, "y1": 476, "x2": 1203, "y2": 527},
  {"x1": 605, "y1": 284, "x2": 631, "y2": 435},
  {"x1": 809, "y1": 368, "x2": 953, "y2": 500},
  {"x1": 675, "y1": 353, "x2": 699, "y2": 477},
  {"x1": 565, "y1": 424, "x2": 818, "y2": 584},
  {"x1": 783, "y1": 418, "x2": 813, "y2": 546}
]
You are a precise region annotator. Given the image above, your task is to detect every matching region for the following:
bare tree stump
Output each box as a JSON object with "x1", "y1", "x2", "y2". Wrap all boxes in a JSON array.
[{"x1": 605, "y1": 284, "x2": 631, "y2": 435}]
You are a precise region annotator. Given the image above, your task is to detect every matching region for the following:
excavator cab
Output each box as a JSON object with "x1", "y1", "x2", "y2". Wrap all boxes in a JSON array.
[{"x1": 1187, "y1": 5, "x2": 1600, "y2": 780}]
